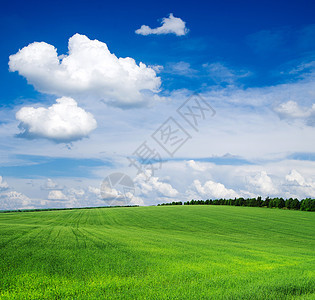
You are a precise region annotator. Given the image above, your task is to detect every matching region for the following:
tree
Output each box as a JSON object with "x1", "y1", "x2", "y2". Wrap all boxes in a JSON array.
[{"x1": 300, "y1": 199, "x2": 315, "y2": 211}]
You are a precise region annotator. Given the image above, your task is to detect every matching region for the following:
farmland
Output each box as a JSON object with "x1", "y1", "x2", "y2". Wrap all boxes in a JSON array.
[{"x1": 0, "y1": 206, "x2": 314, "y2": 299}]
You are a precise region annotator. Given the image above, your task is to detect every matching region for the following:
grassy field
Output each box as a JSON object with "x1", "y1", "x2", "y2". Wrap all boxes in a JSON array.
[{"x1": 0, "y1": 206, "x2": 314, "y2": 299}]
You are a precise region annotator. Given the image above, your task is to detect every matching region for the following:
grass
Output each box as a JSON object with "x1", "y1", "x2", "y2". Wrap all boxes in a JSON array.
[{"x1": 0, "y1": 205, "x2": 314, "y2": 299}]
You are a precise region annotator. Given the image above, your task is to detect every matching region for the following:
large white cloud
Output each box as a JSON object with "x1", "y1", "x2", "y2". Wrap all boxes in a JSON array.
[
  {"x1": 16, "y1": 97, "x2": 97, "y2": 142},
  {"x1": 193, "y1": 179, "x2": 238, "y2": 199},
  {"x1": 9, "y1": 34, "x2": 161, "y2": 107},
  {"x1": 135, "y1": 13, "x2": 188, "y2": 36},
  {"x1": 247, "y1": 171, "x2": 278, "y2": 196}
]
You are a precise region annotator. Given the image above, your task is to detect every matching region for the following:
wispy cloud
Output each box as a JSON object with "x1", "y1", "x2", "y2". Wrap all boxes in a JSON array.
[
  {"x1": 202, "y1": 62, "x2": 251, "y2": 85},
  {"x1": 164, "y1": 61, "x2": 197, "y2": 77}
]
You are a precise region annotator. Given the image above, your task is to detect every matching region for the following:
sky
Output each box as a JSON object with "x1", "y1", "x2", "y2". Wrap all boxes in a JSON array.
[{"x1": 1, "y1": 0, "x2": 315, "y2": 209}]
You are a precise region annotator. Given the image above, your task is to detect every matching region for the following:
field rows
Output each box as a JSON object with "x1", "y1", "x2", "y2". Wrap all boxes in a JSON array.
[{"x1": 0, "y1": 206, "x2": 314, "y2": 299}]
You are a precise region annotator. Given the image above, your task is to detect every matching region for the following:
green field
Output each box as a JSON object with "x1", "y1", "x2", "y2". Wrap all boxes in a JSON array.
[{"x1": 0, "y1": 206, "x2": 314, "y2": 299}]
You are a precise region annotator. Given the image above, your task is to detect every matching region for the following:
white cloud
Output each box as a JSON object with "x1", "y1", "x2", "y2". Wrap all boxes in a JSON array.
[
  {"x1": 16, "y1": 97, "x2": 97, "y2": 142},
  {"x1": 284, "y1": 169, "x2": 315, "y2": 198},
  {"x1": 0, "y1": 176, "x2": 8, "y2": 190},
  {"x1": 41, "y1": 178, "x2": 62, "y2": 190},
  {"x1": 0, "y1": 176, "x2": 34, "y2": 210},
  {"x1": 186, "y1": 160, "x2": 207, "y2": 172},
  {"x1": 275, "y1": 100, "x2": 310, "y2": 118},
  {"x1": 45, "y1": 179, "x2": 58, "y2": 189},
  {"x1": 9, "y1": 33, "x2": 161, "y2": 107},
  {"x1": 100, "y1": 181, "x2": 121, "y2": 200},
  {"x1": 0, "y1": 191, "x2": 33, "y2": 210},
  {"x1": 88, "y1": 186, "x2": 101, "y2": 196},
  {"x1": 135, "y1": 171, "x2": 179, "y2": 198},
  {"x1": 135, "y1": 13, "x2": 188, "y2": 36},
  {"x1": 274, "y1": 101, "x2": 315, "y2": 126},
  {"x1": 193, "y1": 179, "x2": 238, "y2": 199},
  {"x1": 68, "y1": 188, "x2": 85, "y2": 198},
  {"x1": 247, "y1": 171, "x2": 278, "y2": 196},
  {"x1": 48, "y1": 190, "x2": 68, "y2": 200},
  {"x1": 286, "y1": 169, "x2": 307, "y2": 186},
  {"x1": 149, "y1": 65, "x2": 164, "y2": 73}
]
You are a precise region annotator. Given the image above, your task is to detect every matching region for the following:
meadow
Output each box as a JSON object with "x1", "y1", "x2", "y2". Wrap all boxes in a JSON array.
[{"x1": 0, "y1": 205, "x2": 314, "y2": 299}]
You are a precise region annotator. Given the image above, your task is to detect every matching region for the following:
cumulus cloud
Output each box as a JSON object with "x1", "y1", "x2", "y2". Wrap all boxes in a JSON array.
[
  {"x1": 88, "y1": 186, "x2": 101, "y2": 196},
  {"x1": 0, "y1": 191, "x2": 33, "y2": 210},
  {"x1": 16, "y1": 97, "x2": 97, "y2": 142},
  {"x1": 247, "y1": 171, "x2": 278, "y2": 196},
  {"x1": 135, "y1": 171, "x2": 179, "y2": 198},
  {"x1": 186, "y1": 160, "x2": 207, "y2": 172},
  {"x1": 275, "y1": 100, "x2": 310, "y2": 118},
  {"x1": 0, "y1": 176, "x2": 34, "y2": 210},
  {"x1": 9, "y1": 33, "x2": 161, "y2": 107},
  {"x1": 193, "y1": 179, "x2": 238, "y2": 199},
  {"x1": 286, "y1": 169, "x2": 307, "y2": 186},
  {"x1": 41, "y1": 178, "x2": 63, "y2": 190},
  {"x1": 275, "y1": 100, "x2": 315, "y2": 126},
  {"x1": 48, "y1": 190, "x2": 68, "y2": 200},
  {"x1": 135, "y1": 13, "x2": 188, "y2": 36},
  {"x1": 68, "y1": 188, "x2": 85, "y2": 198},
  {"x1": 284, "y1": 169, "x2": 315, "y2": 198}
]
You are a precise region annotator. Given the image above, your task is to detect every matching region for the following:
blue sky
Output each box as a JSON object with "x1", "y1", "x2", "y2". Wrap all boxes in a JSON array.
[{"x1": 0, "y1": 0, "x2": 315, "y2": 209}]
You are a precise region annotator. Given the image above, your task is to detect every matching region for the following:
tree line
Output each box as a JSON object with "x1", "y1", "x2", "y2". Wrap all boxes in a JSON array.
[{"x1": 158, "y1": 197, "x2": 315, "y2": 211}]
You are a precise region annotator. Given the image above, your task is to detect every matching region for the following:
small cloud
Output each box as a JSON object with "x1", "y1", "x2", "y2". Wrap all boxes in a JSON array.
[
  {"x1": 149, "y1": 64, "x2": 164, "y2": 73},
  {"x1": 135, "y1": 13, "x2": 189, "y2": 36},
  {"x1": 16, "y1": 97, "x2": 97, "y2": 143},
  {"x1": 88, "y1": 186, "x2": 101, "y2": 196},
  {"x1": 68, "y1": 188, "x2": 85, "y2": 198},
  {"x1": 48, "y1": 190, "x2": 68, "y2": 200},
  {"x1": 274, "y1": 100, "x2": 309, "y2": 118},
  {"x1": 186, "y1": 160, "x2": 207, "y2": 172},
  {"x1": 274, "y1": 101, "x2": 315, "y2": 126},
  {"x1": 41, "y1": 178, "x2": 62, "y2": 190}
]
